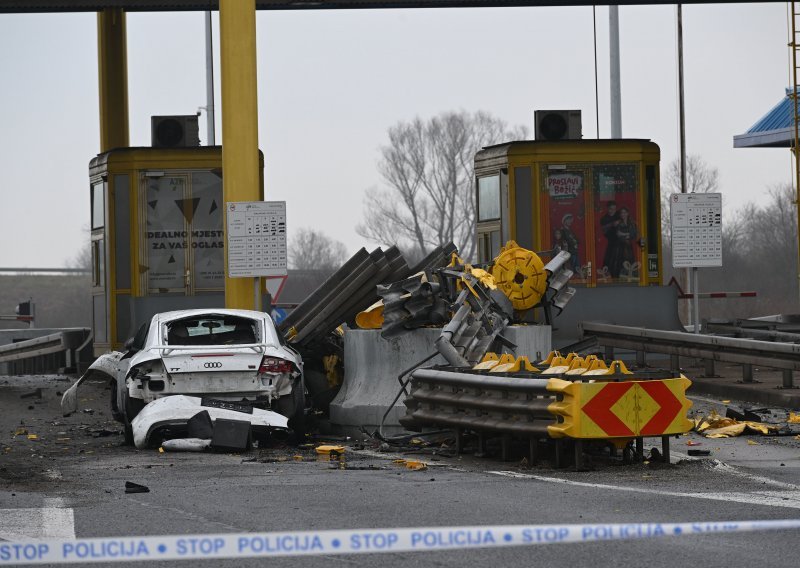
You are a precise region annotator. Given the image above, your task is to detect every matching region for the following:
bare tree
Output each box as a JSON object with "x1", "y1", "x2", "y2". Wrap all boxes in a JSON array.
[
  {"x1": 661, "y1": 154, "x2": 721, "y2": 241},
  {"x1": 288, "y1": 228, "x2": 348, "y2": 273},
  {"x1": 664, "y1": 154, "x2": 720, "y2": 195},
  {"x1": 357, "y1": 111, "x2": 527, "y2": 261}
]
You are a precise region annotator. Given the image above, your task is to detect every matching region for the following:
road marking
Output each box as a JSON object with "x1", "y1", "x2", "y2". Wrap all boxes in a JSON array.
[
  {"x1": 487, "y1": 471, "x2": 800, "y2": 510},
  {"x1": 0, "y1": 498, "x2": 75, "y2": 541}
]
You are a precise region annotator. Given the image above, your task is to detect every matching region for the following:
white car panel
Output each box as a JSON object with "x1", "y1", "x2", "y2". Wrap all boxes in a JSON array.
[{"x1": 131, "y1": 395, "x2": 289, "y2": 449}]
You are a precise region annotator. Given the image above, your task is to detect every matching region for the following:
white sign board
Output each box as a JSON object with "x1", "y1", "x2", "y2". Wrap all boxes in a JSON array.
[
  {"x1": 670, "y1": 193, "x2": 722, "y2": 268},
  {"x1": 226, "y1": 201, "x2": 287, "y2": 277}
]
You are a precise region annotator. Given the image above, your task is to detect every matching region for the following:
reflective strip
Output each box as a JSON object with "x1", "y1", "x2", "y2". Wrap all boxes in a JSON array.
[{"x1": 1, "y1": 520, "x2": 798, "y2": 564}]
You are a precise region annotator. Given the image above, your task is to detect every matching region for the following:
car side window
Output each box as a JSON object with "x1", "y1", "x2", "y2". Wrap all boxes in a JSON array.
[{"x1": 131, "y1": 322, "x2": 149, "y2": 351}]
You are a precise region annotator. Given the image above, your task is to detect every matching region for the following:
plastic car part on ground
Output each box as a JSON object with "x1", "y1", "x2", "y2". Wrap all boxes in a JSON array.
[
  {"x1": 131, "y1": 395, "x2": 288, "y2": 450},
  {"x1": 693, "y1": 409, "x2": 781, "y2": 438}
]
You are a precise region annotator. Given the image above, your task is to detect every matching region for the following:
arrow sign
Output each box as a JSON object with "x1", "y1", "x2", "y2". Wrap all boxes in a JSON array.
[
  {"x1": 581, "y1": 382, "x2": 635, "y2": 437},
  {"x1": 638, "y1": 381, "x2": 683, "y2": 436}
]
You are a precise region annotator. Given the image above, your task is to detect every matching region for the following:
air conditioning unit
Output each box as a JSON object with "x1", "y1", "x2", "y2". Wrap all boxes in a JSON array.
[
  {"x1": 534, "y1": 110, "x2": 582, "y2": 141},
  {"x1": 151, "y1": 115, "x2": 200, "y2": 148}
]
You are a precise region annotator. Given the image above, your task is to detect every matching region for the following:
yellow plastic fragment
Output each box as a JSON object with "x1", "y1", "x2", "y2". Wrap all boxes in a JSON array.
[
  {"x1": 315, "y1": 445, "x2": 345, "y2": 455},
  {"x1": 355, "y1": 300, "x2": 384, "y2": 329},
  {"x1": 746, "y1": 440, "x2": 759, "y2": 446},
  {"x1": 27, "y1": 434, "x2": 38, "y2": 441},
  {"x1": 704, "y1": 423, "x2": 747, "y2": 438},
  {"x1": 789, "y1": 412, "x2": 800, "y2": 424},
  {"x1": 14, "y1": 428, "x2": 27, "y2": 436},
  {"x1": 405, "y1": 460, "x2": 428, "y2": 471},
  {"x1": 158, "y1": 447, "x2": 165, "y2": 453},
  {"x1": 469, "y1": 268, "x2": 497, "y2": 290}
]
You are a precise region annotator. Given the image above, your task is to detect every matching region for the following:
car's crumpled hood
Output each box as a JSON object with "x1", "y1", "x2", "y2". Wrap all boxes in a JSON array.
[{"x1": 131, "y1": 395, "x2": 289, "y2": 449}]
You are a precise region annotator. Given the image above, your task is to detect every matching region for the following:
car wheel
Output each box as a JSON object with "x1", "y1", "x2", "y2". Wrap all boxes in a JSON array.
[
  {"x1": 274, "y1": 380, "x2": 306, "y2": 442},
  {"x1": 122, "y1": 391, "x2": 146, "y2": 446}
]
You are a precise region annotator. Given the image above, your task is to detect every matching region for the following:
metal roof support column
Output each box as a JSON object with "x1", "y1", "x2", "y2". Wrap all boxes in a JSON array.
[
  {"x1": 220, "y1": 0, "x2": 260, "y2": 310},
  {"x1": 97, "y1": 8, "x2": 129, "y2": 152}
]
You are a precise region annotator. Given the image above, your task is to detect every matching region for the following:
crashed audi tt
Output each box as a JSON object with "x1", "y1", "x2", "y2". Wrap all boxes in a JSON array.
[{"x1": 61, "y1": 309, "x2": 304, "y2": 446}]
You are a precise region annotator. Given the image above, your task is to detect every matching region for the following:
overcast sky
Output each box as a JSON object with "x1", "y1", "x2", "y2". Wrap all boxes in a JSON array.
[{"x1": 0, "y1": 2, "x2": 790, "y2": 268}]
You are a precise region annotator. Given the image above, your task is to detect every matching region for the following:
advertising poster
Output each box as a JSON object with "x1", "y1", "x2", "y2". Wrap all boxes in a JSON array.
[
  {"x1": 145, "y1": 175, "x2": 188, "y2": 292},
  {"x1": 190, "y1": 172, "x2": 225, "y2": 289},
  {"x1": 545, "y1": 170, "x2": 586, "y2": 282},
  {"x1": 143, "y1": 173, "x2": 225, "y2": 293},
  {"x1": 593, "y1": 164, "x2": 639, "y2": 284}
]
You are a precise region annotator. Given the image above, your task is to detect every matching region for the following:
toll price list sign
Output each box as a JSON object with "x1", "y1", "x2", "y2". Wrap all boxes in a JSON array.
[
  {"x1": 226, "y1": 201, "x2": 287, "y2": 277},
  {"x1": 670, "y1": 193, "x2": 722, "y2": 268}
]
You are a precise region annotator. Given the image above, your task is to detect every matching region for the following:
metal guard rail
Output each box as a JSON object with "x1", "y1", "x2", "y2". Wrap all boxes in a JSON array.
[
  {"x1": 400, "y1": 368, "x2": 559, "y2": 437},
  {"x1": 0, "y1": 329, "x2": 90, "y2": 364},
  {"x1": 580, "y1": 321, "x2": 800, "y2": 371}
]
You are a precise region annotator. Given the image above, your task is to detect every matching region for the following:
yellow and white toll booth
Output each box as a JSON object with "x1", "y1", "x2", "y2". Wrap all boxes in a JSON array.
[
  {"x1": 474, "y1": 139, "x2": 662, "y2": 287},
  {"x1": 88, "y1": 147, "x2": 264, "y2": 355}
]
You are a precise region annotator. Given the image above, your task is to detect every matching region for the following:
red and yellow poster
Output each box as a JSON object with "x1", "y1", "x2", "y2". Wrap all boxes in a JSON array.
[
  {"x1": 545, "y1": 169, "x2": 586, "y2": 282},
  {"x1": 592, "y1": 165, "x2": 640, "y2": 285}
]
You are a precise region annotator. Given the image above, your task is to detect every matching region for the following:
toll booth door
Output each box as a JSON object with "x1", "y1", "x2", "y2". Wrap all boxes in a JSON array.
[{"x1": 140, "y1": 172, "x2": 224, "y2": 295}]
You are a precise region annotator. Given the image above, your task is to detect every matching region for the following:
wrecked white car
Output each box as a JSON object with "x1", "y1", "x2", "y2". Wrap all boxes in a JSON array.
[{"x1": 61, "y1": 309, "x2": 304, "y2": 444}]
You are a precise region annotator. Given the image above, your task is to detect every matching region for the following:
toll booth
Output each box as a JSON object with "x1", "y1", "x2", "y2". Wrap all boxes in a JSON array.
[
  {"x1": 475, "y1": 139, "x2": 662, "y2": 287},
  {"x1": 89, "y1": 147, "x2": 264, "y2": 355}
]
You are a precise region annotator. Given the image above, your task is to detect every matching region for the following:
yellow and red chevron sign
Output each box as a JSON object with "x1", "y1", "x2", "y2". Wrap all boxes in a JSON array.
[{"x1": 546, "y1": 377, "x2": 693, "y2": 439}]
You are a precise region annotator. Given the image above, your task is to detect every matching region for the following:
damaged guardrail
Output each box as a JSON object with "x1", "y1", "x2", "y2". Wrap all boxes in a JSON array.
[
  {"x1": 401, "y1": 368, "x2": 554, "y2": 436},
  {"x1": 401, "y1": 352, "x2": 693, "y2": 469},
  {"x1": 0, "y1": 328, "x2": 91, "y2": 374}
]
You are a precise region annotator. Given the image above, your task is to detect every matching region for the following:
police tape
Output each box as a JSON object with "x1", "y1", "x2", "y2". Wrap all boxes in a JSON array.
[{"x1": 2, "y1": 519, "x2": 799, "y2": 565}]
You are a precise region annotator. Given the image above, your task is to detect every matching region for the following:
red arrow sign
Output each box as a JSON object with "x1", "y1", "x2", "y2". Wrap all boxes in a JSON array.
[
  {"x1": 639, "y1": 381, "x2": 683, "y2": 436},
  {"x1": 582, "y1": 382, "x2": 635, "y2": 437},
  {"x1": 638, "y1": 381, "x2": 683, "y2": 436}
]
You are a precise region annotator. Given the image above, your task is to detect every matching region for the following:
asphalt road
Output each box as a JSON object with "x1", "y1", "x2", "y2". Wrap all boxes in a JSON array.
[{"x1": 1, "y1": 375, "x2": 799, "y2": 567}]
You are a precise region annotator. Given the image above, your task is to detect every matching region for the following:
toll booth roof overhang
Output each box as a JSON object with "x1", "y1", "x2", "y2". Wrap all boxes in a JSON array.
[{"x1": 733, "y1": 88, "x2": 797, "y2": 149}]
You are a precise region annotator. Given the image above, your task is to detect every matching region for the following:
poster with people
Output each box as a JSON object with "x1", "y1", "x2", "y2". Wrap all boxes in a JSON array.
[
  {"x1": 593, "y1": 165, "x2": 640, "y2": 284},
  {"x1": 545, "y1": 170, "x2": 586, "y2": 282}
]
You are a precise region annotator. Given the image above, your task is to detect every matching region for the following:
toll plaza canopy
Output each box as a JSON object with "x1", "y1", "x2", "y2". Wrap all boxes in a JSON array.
[
  {"x1": 734, "y1": 88, "x2": 798, "y2": 149},
  {"x1": 0, "y1": 0, "x2": 768, "y2": 12}
]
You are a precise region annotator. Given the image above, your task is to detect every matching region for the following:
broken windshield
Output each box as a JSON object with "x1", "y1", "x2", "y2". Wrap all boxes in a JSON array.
[{"x1": 166, "y1": 315, "x2": 258, "y2": 346}]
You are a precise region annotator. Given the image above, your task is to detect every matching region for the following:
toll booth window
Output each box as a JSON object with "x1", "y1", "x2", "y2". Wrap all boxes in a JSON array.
[
  {"x1": 92, "y1": 239, "x2": 104, "y2": 287},
  {"x1": 477, "y1": 175, "x2": 500, "y2": 221},
  {"x1": 91, "y1": 182, "x2": 104, "y2": 230}
]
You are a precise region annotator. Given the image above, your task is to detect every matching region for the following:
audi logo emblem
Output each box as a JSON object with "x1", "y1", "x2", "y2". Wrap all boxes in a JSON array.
[{"x1": 204, "y1": 362, "x2": 223, "y2": 369}]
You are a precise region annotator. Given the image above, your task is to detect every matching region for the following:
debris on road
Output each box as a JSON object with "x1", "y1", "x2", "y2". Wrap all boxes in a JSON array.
[
  {"x1": 161, "y1": 438, "x2": 212, "y2": 452},
  {"x1": 693, "y1": 407, "x2": 800, "y2": 438},
  {"x1": 124, "y1": 481, "x2": 150, "y2": 494},
  {"x1": 315, "y1": 444, "x2": 345, "y2": 456}
]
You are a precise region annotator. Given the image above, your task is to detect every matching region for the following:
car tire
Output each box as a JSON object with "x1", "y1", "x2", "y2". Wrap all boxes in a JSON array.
[
  {"x1": 274, "y1": 379, "x2": 306, "y2": 443},
  {"x1": 122, "y1": 391, "x2": 146, "y2": 446}
]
